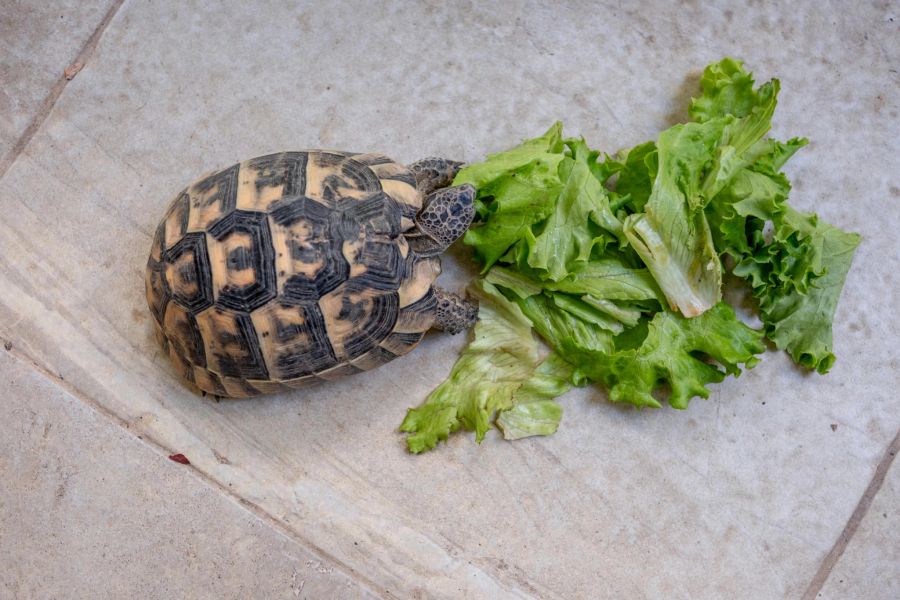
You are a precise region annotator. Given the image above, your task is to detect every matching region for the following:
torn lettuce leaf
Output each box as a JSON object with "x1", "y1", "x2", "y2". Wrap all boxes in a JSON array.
[
  {"x1": 695, "y1": 59, "x2": 860, "y2": 372},
  {"x1": 495, "y1": 400, "x2": 563, "y2": 441},
  {"x1": 580, "y1": 296, "x2": 643, "y2": 329},
  {"x1": 690, "y1": 57, "x2": 769, "y2": 122},
  {"x1": 399, "y1": 280, "x2": 569, "y2": 453},
  {"x1": 550, "y1": 293, "x2": 625, "y2": 334},
  {"x1": 484, "y1": 263, "x2": 654, "y2": 332},
  {"x1": 542, "y1": 258, "x2": 662, "y2": 303},
  {"x1": 454, "y1": 121, "x2": 565, "y2": 190},
  {"x1": 455, "y1": 123, "x2": 566, "y2": 270},
  {"x1": 731, "y1": 206, "x2": 861, "y2": 373},
  {"x1": 526, "y1": 141, "x2": 623, "y2": 281},
  {"x1": 706, "y1": 139, "x2": 806, "y2": 258},
  {"x1": 402, "y1": 57, "x2": 859, "y2": 453},
  {"x1": 623, "y1": 57, "x2": 782, "y2": 317},
  {"x1": 583, "y1": 302, "x2": 766, "y2": 409},
  {"x1": 458, "y1": 132, "x2": 625, "y2": 279},
  {"x1": 483, "y1": 265, "x2": 542, "y2": 299},
  {"x1": 507, "y1": 291, "x2": 763, "y2": 410},
  {"x1": 496, "y1": 353, "x2": 573, "y2": 440},
  {"x1": 602, "y1": 141, "x2": 657, "y2": 213},
  {"x1": 622, "y1": 120, "x2": 726, "y2": 317},
  {"x1": 515, "y1": 291, "x2": 615, "y2": 363}
]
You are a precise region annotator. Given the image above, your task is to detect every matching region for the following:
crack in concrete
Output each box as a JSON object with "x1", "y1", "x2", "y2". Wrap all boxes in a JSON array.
[
  {"x1": 0, "y1": 0, "x2": 127, "y2": 181},
  {"x1": 801, "y1": 427, "x2": 900, "y2": 600}
]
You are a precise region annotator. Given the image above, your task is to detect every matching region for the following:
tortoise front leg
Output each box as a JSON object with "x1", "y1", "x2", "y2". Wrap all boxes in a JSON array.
[
  {"x1": 432, "y1": 287, "x2": 478, "y2": 334},
  {"x1": 408, "y1": 157, "x2": 464, "y2": 195}
]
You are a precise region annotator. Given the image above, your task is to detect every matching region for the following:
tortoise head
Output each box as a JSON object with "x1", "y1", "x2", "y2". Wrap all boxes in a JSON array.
[{"x1": 411, "y1": 184, "x2": 475, "y2": 255}]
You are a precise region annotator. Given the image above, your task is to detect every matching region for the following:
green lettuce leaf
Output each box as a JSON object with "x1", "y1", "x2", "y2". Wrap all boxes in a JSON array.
[
  {"x1": 583, "y1": 302, "x2": 765, "y2": 409},
  {"x1": 496, "y1": 353, "x2": 573, "y2": 440},
  {"x1": 454, "y1": 121, "x2": 565, "y2": 190},
  {"x1": 399, "y1": 280, "x2": 566, "y2": 453},
  {"x1": 515, "y1": 292, "x2": 615, "y2": 365},
  {"x1": 483, "y1": 265, "x2": 542, "y2": 298},
  {"x1": 525, "y1": 140, "x2": 623, "y2": 280},
  {"x1": 543, "y1": 258, "x2": 662, "y2": 302},
  {"x1": 621, "y1": 57, "x2": 783, "y2": 318},
  {"x1": 706, "y1": 139, "x2": 806, "y2": 257},
  {"x1": 401, "y1": 57, "x2": 859, "y2": 452},
  {"x1": 550, "y1": 293, "x2": 625, "y2": 334},
  {"x1": 690, "y1": 57, "x2": 767, "y2": 122},
  {"x1": 495, "y1": 400, "x2": 563, "y2": 440},
  {"x1": 694, "y1": 59, "x2": 860, "y2": 372},
  {"x1": 699, "y1": 81, "x2": 779, "y2": 202},
  {"x1": 602, "y1": 141, "x2": 657, "y2": 213},
  {"x1": 456, "y1": 123, "x2": 566, "y2": 269},
  {"x1": 580, "y1": 296, "x2": 643, "y2": 328},
  {"x1": 736, "y1": 207, "x2": 861, "y2": 373},
  {"x1": 622, "y1": 120, "x2": 725, "y2": 317}
]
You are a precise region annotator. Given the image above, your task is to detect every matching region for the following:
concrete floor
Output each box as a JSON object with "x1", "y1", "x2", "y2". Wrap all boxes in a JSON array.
[{"x1": 1, "y1": 1, "x2": 897, "y2": 598}]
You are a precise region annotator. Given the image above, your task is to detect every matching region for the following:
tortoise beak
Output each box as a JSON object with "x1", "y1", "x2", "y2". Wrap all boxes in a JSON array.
[{"x1": 447, "y1": 160, "x2": 465, "y2": 178}]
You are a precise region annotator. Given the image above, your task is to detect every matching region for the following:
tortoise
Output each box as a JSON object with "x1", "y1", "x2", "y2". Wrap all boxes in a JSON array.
[{"x1": 145, "y1": 151, "x2": 478, "y2": 398}]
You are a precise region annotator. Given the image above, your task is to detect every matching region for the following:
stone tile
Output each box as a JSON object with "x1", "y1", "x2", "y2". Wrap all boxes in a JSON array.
[
  {"x1": 0, "y1": 0, "x2": 118, "y2": 157},
  {"x1": 818, "y1": 445, "x2": 900, "y2": 600},
  {"x1": 0, "y1": 1, "x2": 897, "y2": 598},
  {"x1": 0, "y1": 350, "x2": 376, "y2": 599}
]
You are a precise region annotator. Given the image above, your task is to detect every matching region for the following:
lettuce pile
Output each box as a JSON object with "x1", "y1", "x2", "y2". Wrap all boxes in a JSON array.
[{"x1": 400, "y1": 59, "x2": 860, "y2": 453}]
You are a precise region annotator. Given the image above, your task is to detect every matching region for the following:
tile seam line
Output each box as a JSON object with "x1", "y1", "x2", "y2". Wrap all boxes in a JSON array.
[
  {"x1": 801, "y1": 426, "x2": 900, "y2": 600},
  {"x1": 0, "y1": 343, "x2": 391, "y2": 600},
  {"x1": 0, "y1": 0, "x2": 127, "y2": 181}
]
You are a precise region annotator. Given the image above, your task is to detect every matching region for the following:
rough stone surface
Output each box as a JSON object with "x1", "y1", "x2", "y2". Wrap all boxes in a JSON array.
[
  {"x1": 0, "y1": 351, "x2": 377, "y2": 599},
  {"x1": 0, "y1": 0, "x2": 117, "y2": 157},
  {"x1": 0, "y1": 1, "x2": 897, "y2": 598}
]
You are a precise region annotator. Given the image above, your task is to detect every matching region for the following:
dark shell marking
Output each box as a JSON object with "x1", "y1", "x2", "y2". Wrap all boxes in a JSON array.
[{"x1": 146, "y1": 151, "x2": 437, "y2": 397}]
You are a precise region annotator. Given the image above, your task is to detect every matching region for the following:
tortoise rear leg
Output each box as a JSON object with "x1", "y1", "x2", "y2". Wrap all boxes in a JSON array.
[
  {"x1": 432, "y1": 287, "x2": 478, "y2": 334},
  {"x1": 408, "y1": 157, "x2": 464, "y2": 195}
]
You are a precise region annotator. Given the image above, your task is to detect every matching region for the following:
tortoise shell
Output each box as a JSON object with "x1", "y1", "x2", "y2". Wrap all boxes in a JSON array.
[{"x1": 145, "y1": 151, "x2": 442, "y2": 398}]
